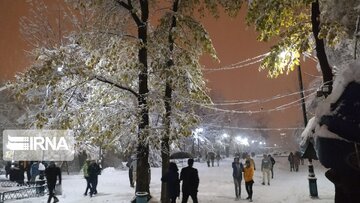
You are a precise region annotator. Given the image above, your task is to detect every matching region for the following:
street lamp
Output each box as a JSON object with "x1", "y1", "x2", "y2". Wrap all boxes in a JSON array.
[
  {"x1": 194, "y1": 128, "x2": 203, "y2": 157},
  {"x1": 278, "y1": 49, "x2": 319, "y2": 198},
  {"x1": 222, "y1": 133, "x2": 230, "y2": 157},
  {"x1": 297, "y1": 64, "x2": 318, "y2": 198}
]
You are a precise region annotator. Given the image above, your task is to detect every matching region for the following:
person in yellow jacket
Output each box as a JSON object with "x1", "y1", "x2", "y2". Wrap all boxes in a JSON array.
[{"x1": 244, "y1": 159, "x2": 254, "y2": 202}]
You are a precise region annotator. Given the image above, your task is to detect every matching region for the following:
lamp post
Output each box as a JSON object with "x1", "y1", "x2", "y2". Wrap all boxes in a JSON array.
[
  {"x1": 194, "y1": 128, "x2": 203, "y2": 158},
  {"x1": 297, "y1": 65, "x2": 318, "y2": 198}
]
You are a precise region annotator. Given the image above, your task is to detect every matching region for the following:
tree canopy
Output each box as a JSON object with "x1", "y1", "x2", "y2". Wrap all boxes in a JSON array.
[{"x1": 246, "y1": 0, "x2": 360, "y2": 79}]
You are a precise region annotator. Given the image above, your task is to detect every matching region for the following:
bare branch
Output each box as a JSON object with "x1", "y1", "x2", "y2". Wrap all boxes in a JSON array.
[
  {"x1": 94, "y1": 75, "x2": 139, "y2": 98},
  {"x1": 97, "y1": 31, "x2": 137, "y2": 39},
  {"x1": 116, "y1": 0, "x2": 142, "y2": 26}
]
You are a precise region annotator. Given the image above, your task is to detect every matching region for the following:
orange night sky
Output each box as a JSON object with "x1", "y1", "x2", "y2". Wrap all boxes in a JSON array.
[{"x1": 0, "y1": 1, "x2": 321, "y2": 148}]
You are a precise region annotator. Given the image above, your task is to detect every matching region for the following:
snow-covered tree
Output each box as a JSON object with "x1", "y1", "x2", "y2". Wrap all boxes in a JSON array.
[
  {"x1": 247, "y1": 1, "x2": 360, "y2": 201},
  {"x1": 246, "y1": 0, "x2": 333, "y2": 93},
  {"x1": 13, "y1": 0, "x2": 244, "y2": 199}
]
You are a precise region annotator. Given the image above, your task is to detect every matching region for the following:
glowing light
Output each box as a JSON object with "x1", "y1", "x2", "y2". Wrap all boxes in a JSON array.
[
  {"x1": 196, "y1": 128, "x2": 203, "y2": 133},
  {"x1": 57, "y1": 65, "x2": 64, "y2": 72},
  {"x1": 193, "y1": 128, "x2": 203, "y2": 139},
  {"x1": 235, "y1": 136, "x2": 249, "y2": 146}
]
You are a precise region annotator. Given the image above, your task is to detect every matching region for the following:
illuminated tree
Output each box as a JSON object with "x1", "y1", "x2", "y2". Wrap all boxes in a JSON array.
[{"x1": 245, "y1": 0, "x2": 354, "y2": 94}]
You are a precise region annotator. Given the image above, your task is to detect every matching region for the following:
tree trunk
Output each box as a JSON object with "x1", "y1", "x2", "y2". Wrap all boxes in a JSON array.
[
  {"x1": 311, "y1": 0, "x2": 333, "y2": 95},
  {"x1": 136, "y1": 0, "x2": 150, "y2": 194},
  {"x1": 161, "y1": 1, "x2": 180, "y2": 202},
  {"x1": 161, "y1": 137, "x2": 170, "y2": 203}
]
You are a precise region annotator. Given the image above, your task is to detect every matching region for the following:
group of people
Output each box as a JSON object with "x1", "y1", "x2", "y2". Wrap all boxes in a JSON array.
[
  {"x1": 161, "y1": 159, "x2": 199, "y2": 203},
  {"x1": 5, "y1": 161, "x2": 47, "y2": 185},
  {"x1": 232, "y1": 156, "x2": 254, "y2": 202},
  {"x1": 4, "y1": 161, "x2": 62, "y2": 203},
  {"x1": 160, "y1": 154, "x2": 274, "y2": 203},
  {"x1": 288, "y1": 152, "x2": 303, "y2": 172},
  {"x1": 205, "y1": 153, "x2": 221, "y2": 167},
  {"x1": 231, "y1": 154, "x2": 276, "y2": 202},
  {"x1": 82, "y1": 160, "x2": 102, "y2": 197}
]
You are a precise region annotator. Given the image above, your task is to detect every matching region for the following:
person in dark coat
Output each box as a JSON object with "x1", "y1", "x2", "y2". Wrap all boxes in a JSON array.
[
  {"x1": 206, "y1": 154, "x2": 211, "y2": 167},
  {"x1": 293, "y1": 153, "x2": 300, "y2": 172},
  {"x1": 180, "y1": 159, "x2": 199, "y2": 203},
  {"x1": 268, "y1": 154, "x2": 276, "y2": 178},
  {"x1": 18, "y1": 161, "x2": 25, "y2": 185},
  {"x1": 30, "y1": 161, "x2": 40, "y2": 182},
  {"x1": 161, "y1": 162, "x2": 180, "y2": 203},
  {"x1": 5, "y1": 161, "x2": 11, "y2": 179},
  {"x1": 9, "y1": 163, "x2": 24, "y2": 185},
  {"x1": 288, "y1": 152, "x2": 295, "y2": 172},
  {"x1": 232, "y1": 157, "x2": 244, "y2": 200},
  {"x1": 210, "y1": 153, "x2": 215, "y2": 167},
  {"x1": 45, "y1": 162, "x2": 61, "y2": 203},
  {"x1": 88, "y1": 160, "x2": 101, "y2": 197},
  {"x1": 126, "y1": 156, "x2": 135, "y2": 187}
]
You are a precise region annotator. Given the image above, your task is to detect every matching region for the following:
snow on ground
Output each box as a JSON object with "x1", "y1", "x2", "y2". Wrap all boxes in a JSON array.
[{"x1": 10, "y1": 156, "x2": 334, "y2": 203}]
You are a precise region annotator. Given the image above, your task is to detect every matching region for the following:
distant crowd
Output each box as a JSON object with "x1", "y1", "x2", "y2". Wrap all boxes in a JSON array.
[
  {"x1": 4, "y1": 161, "x2": 62, "y2": 203},
  {"x1": 3, "y1": 159, "x2": 102, "y2": 203}
]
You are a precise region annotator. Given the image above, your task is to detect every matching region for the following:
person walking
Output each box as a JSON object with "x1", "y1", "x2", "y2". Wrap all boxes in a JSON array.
[
  {"x1": 261, "y1": 154, "x2": 272, "y2": 185},
  {"x1": 288, "y1": 152, "x2": 295, "y2": 172},
  {"x1": 206, "y1": 153, "x2": 211, "y2": 167},
  {"x1": 244, "y1": 160, "x2": 254, "y2": 202},
  {"x1": 126, "y1": 156, "x2": 135, "y2": 187},
  {"x1": 161, "y1": 162, "x2": 180, "y2": 203},
  {"x1": 216, "y1": 153, "x2": 221, "y2": 167},
  {"x1": 210, "y1": 153, "x2": 215, "y2": 167},
  {"x1": 232, "y1": 157, "x2": 244, "y2": 200},
  {"x1": 180, "y1": 158, "x2": 199, "y2": 203},
  {"x1": 88, "y1": 160, "x2": 101, "y2": 197},
  {"x1": 82, "y1": 160, "x2": 91, "y2": 196},
  {"x1": 268, "y1": 154, "x2": 276, "y2": 178},
  {"x1": 45, "y1": 162, "x2": 61, "y2": 203},
  {"x1": 5, "y1": 161, "x2": 11, "y2": 179},
  {"x1": 293, "y1": 153, "x2": 300, "y2": 172}
]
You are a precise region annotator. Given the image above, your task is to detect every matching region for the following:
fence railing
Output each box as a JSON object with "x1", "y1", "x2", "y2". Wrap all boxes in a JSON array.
[{"x1": 0, "y1": 180, "x2": 47, "y2": 202}]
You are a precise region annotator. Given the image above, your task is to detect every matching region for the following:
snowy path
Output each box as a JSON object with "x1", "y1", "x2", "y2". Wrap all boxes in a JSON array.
[{"x1": 11, "y1": 156, "x2": 334, "y2": 203}]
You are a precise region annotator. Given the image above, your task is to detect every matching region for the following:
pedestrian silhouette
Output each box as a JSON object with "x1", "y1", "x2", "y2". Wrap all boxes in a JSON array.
[
  {"x1": 232, "y1": 157, "x2": 243, "y2": 200},
  {"x1": 180, "y1": 159, "x2": 199, "y2": 203},
  {"x1": 161, "y1": 162, "x2": 180, "y2": 203}
]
